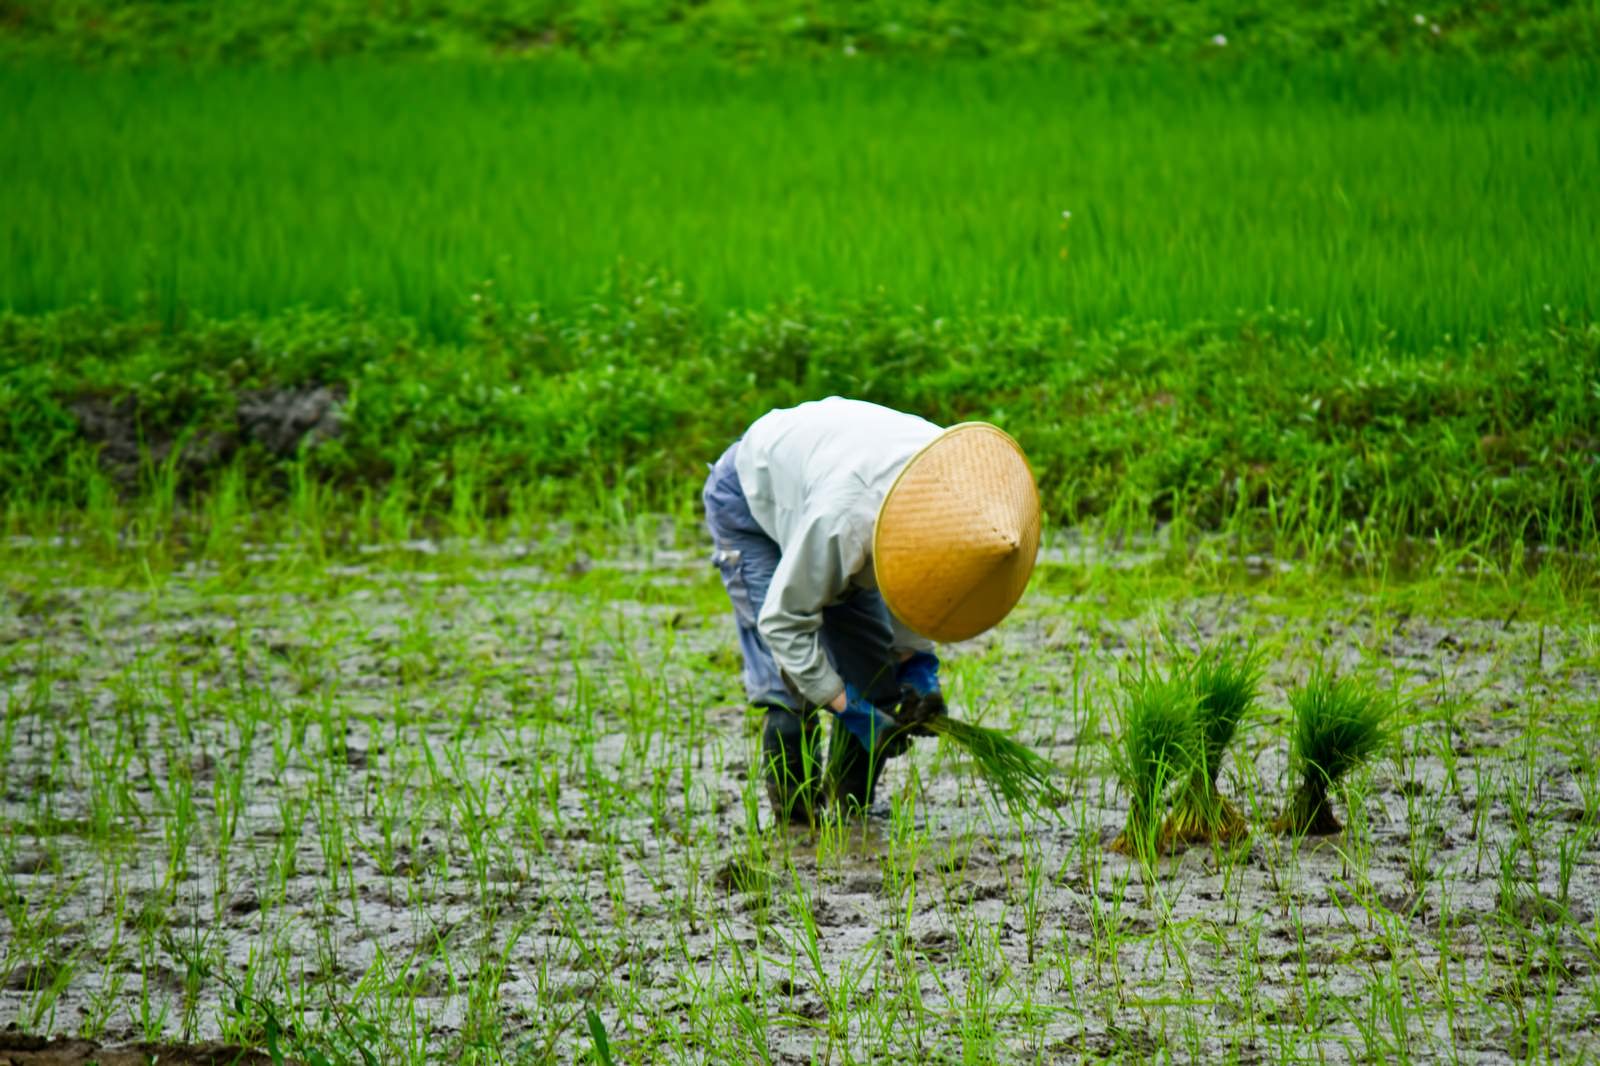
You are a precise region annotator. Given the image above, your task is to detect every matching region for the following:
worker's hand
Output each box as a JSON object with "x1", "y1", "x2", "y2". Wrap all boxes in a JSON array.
[
  {"x1": 896, "y1": 652, "x2": 946, "y2": 736},
  {"x1": 831, "y1": 684, "x2": 911, "y2": 760},
  {"x1": 897, "y1": 651, "x2": 941, "y2": 697}
]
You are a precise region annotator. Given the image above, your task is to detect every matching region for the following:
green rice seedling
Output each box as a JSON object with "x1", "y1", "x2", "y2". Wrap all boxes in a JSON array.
[
  {"x1": 1273, "y1": 669, "x2": 1389, "y2": 836},
  {"x1": 1109, "y1": 672, "x2": 1198, "y2": 859},
  {"x1": 1162, "y1": 645, "x2": 1262, "y2": 847},
  {"x1": 923, "y1": 715, "x2": 1064, "y2": 819},
  {"x1": 586, "y1": 1008, "x2": 616, "y2": 1066}
]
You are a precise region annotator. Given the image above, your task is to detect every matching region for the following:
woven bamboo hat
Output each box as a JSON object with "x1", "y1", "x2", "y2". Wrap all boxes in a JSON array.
[{"x1": 873, "y1": 423, "x2": 1041, "y2": 643}]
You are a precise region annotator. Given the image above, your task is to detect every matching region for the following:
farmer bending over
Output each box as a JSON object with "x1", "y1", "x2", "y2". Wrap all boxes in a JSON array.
[{"x1": 703, "y1": 397, "x2": 1040, "y2": 824}]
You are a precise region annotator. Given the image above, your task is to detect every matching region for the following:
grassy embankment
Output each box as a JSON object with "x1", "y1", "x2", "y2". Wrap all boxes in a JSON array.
[
  {"x1": 2, "y1": 60, "x2": 1596, "y2": 569},
  {"x1": 5, "y1": 0, "x2": 1594, "y2": 64}
]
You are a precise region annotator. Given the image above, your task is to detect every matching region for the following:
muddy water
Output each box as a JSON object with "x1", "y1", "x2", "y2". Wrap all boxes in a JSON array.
[{"x1": 1, "y1": 545, "x2": 1597, "y2": 1062}]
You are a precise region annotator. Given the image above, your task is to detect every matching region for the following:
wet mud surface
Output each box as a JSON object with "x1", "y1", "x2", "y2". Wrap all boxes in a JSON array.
[
  {"x1": 0, "y1": 1030, "x2": 270, "y2": 1065},
  {"x1": 1, "y1": 543, "x2": 1597, "y2": 1061}
]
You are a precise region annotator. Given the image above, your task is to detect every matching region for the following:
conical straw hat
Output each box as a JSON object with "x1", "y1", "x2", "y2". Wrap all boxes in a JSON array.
[{"x1": 873, "y1": 423, "x2": 1041, "y2": 643}]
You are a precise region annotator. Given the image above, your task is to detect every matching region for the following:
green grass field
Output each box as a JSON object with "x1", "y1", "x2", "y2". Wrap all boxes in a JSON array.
[{"x1": 4, "y1": 60, "x2": 1597, "y2": 341}]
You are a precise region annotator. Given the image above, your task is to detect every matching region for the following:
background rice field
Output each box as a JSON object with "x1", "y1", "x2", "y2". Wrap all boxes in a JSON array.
[{"x1": 3, "y1": 60, "x2": 1598, "y2": 342}]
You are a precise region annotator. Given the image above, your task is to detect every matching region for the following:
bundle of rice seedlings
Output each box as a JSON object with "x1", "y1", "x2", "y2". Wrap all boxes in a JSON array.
[
  {"x1": 923, "y1": 715, "x2": 1064, "y2": 817},
  {"x1": 1272, "y1": 669, "x2": 1389, "y2": 836},
  {"x1": 1161, "y1": 646, "x2": 1261, "y2": 847},
  {"x1": 1109, "y1": 673, "x2": 1198, "y2": 858}
]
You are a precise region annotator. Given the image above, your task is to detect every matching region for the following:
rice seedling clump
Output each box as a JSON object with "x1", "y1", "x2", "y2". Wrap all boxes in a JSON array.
[
  {"x1": 1161, "y1": 646, "x2": 1261, "y2": 847},
  {"x1": 1273, "y1": 669, "x2": 1390, "y2": 836},
  {"x1": 1110, "y1": 672, "x2": 1198, "y2": 859}
]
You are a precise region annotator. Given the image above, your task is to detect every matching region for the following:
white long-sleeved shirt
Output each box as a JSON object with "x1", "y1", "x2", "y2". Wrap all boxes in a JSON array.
[{"x1": 734, "y1": 397, "x2": 940, "y2": 706}]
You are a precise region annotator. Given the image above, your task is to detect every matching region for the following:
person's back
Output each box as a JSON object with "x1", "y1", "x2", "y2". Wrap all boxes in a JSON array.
[{"x1": 734, "y1": 397, "x2": 941, "y2": 571}]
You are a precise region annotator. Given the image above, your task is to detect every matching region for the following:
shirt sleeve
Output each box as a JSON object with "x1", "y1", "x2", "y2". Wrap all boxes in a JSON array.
[{"x1": 756, "y1": 508, "x2": 868, "y2": 707}]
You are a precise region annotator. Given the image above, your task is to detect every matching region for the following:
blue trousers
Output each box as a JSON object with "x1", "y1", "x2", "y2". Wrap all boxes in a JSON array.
[{"x1": 702, "y1": 440, "x2": 901, "y2": 815}]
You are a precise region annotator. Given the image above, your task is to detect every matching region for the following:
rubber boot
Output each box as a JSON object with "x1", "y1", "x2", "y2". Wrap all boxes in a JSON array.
[
  {"x1": 760, "y1": 705, "x2": 820, "y2": 826},
  {"x1": 826, "y1": 719, "x2": 881, "y2": 816}
]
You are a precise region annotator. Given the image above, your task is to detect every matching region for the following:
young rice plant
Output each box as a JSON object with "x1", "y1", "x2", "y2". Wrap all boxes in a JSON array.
[
  {"x1": 1273, "y1": 668, "x2": 1390, "y2": 835},
  {"x1": 923, "y1": 716, "x2": 1064, "y2": 820},
  {"x1": 1161, "y1": 645, "x2": 1262, "y2": 847},
  {"x1": 1110, "y1": 672, "x2": 1198, "y2": 861}
]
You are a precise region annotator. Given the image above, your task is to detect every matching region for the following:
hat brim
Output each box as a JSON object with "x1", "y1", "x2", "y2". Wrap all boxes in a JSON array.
[{"x1": 873, "y1": 422, "x2": 1041, "y2": 643}]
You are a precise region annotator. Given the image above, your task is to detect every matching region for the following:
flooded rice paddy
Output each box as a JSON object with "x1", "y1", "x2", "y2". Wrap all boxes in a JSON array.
[{"x1": 1, "y1": 538, "x2": 1597, "y2": 1062}]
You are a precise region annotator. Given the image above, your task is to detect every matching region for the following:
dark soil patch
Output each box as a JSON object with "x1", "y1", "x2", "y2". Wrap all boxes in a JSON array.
[
  {"x1": 234, "y1": 386, "x2": 343, "y2": 456},
  {"x1": 72, "y1": 385, "x2": 343, "y2": 486},
  {"x1": 0, "y1": 1031, "x2": 272, "y2": 1066}
]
